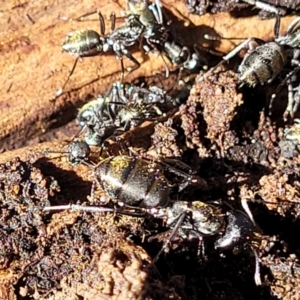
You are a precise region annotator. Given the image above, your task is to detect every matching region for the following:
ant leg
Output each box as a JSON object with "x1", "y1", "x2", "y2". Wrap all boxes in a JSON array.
[
  {"x1": 51, "y1": 55, "x2": 81, "y2": 100},
  {"x1": 120, "y1": 58, "x2": 125, "y2": 82},
  {"x1": 43, "y1": 204, "x2": 147, "y2": 217},
  {"x1": 211, "y1": 40, "x2": 251, "y2": 74},
  {"x1": 292, "y1": 85, "x2": 300, "y2": 117},
  {"x1": 284, "y1": 81, "x2": 295, "y2": 120},
  {"x1": 271, "y1": 64, "x2": 300, "y2": 119},
  {"x1": 122, "y1": 48, "x2": 141, "y2": 73},
  {"x1": 223, "y1": 38, "x2": 261, "y2": 61},
  {"x1": 99, "y1": 144, "x2": 105, "y2": 158},
  {"x1": 103, "y1": 85, "x2": 126, "y2": 124},
  {"x1": 123, "y1": 120, "x2": 131, "y2": 131},
  {"x1": 114, "y1": 50, "x2": 126, "y2": 82},
  {"x1": 241, "y1": 199, "x2": 256, "y2": 226},
  {"x1": 43, "y1": 204, "x2": 115, "y2": 212},
  {"x1": 158, "y1": 159, "x2": 206, "y2": 191},
  {"x1": 274, "y1": 14, "x2": 281, "y2": 38},
  {"x1": 107, "y1": 82, "x2": 124, "y2": 105},
  {"x1": 62, "y1": 55, "x2": 81, "y2": 89},
  {"x1": 152, "y1": 211, "x2": 187, "y2": 263},
  {"x1": 287, "y1": 17, "x2": 300, "y2": 35},
  {"x1": 251, "y1": 246, "x2": 262, "y2": 285},
  {"x1": 149, "y1": 0, "x2": 163, "y2": 24},
  {"x1": 286, "y1": 53, "x2": 300, "y2": 117},
  {"x1": 143, "y1": 37, "x2": 170, "y2": 77},
  {"x1": 110, "y1": 12, "x2": 116, "y2": 32},
  {"x1": 152, "y1": 104, "x2": 163, "y2": 116},
  {"x1": 240, "y1": 0, "x2": 280, "y2": 14},
  {"x1": 155, "y1": 0, "x2": 163, "y2": 24},
  {"x1": 161, "y1": 158, "x2": 194, "y2": 174},
  {"x1": 159, "y1": 53, "x2": 170, "y2": 78}
]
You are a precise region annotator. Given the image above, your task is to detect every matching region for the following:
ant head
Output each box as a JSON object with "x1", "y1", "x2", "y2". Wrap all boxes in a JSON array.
[
  {"x1": 67, "y1": 140, "x2": 91, "y2": 165},
  {"x1": 43, "y1": 140, "x2": 93, "y2": 167},
  {"x1": 215, "y1": 210, "x2": 256, "y2": 250}
]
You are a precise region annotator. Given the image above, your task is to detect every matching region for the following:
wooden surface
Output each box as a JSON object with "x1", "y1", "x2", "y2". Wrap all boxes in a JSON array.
[{"x1": 0, "y1": 0, "x2": 296, "y2": 153}]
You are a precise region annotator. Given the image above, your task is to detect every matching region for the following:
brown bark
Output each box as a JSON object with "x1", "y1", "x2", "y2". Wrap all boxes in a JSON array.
[{"x1": 0, "y1": 0, "x2": 296, "y2": 152}]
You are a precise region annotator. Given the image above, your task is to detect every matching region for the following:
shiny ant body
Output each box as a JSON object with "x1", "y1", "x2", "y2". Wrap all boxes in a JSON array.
[
  {"x1": 126, "y1": 0, "x2": 206, "y2": 75},
  {"x1": 53, "y1": 12, "x2": 144, "y2": 100},
  {"x1": 75, "y1": 81, "x2": 178, "y2": 147},
  {"x1": 205, "y1": 16, "x2": 300, "y2": 120},
  {"x1": 44, "y1": 198, "x2": 261, "y2": 285}
]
